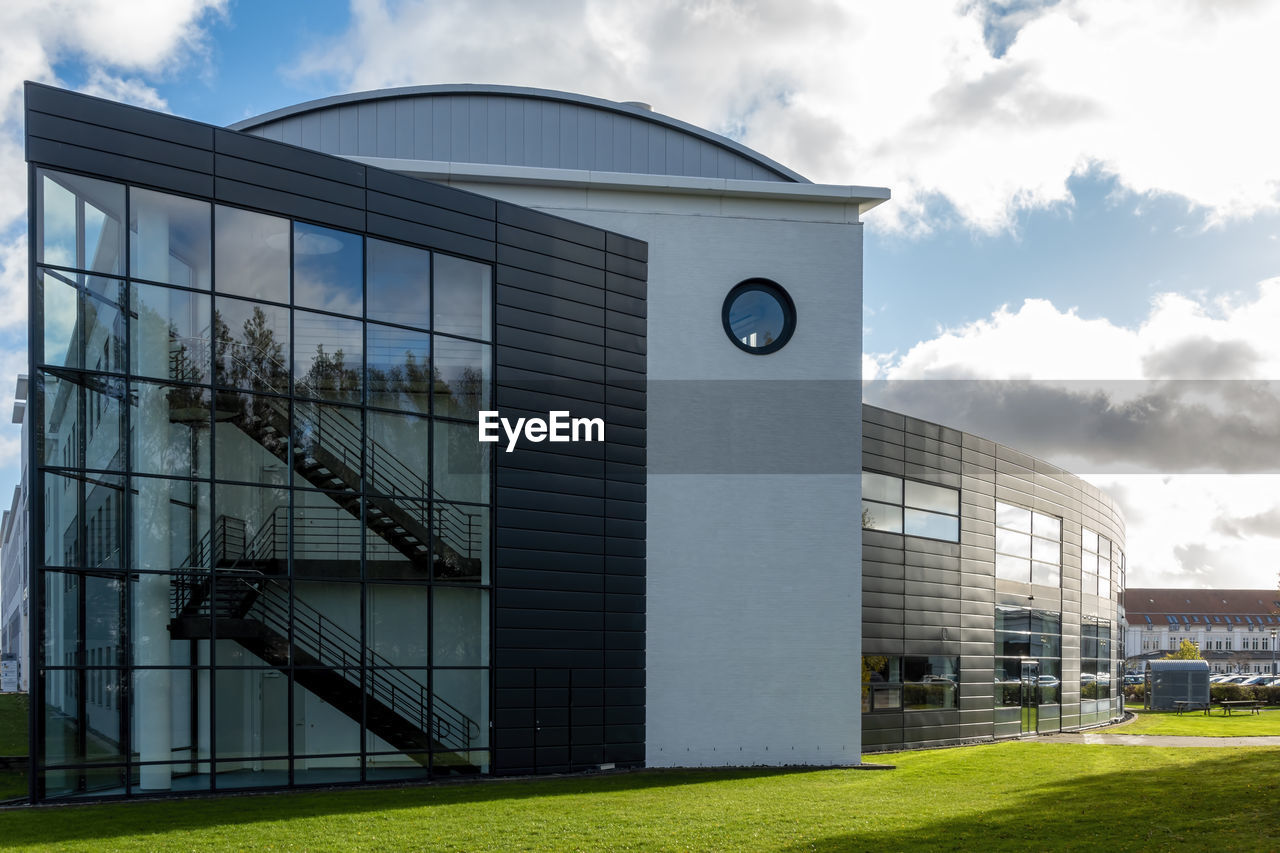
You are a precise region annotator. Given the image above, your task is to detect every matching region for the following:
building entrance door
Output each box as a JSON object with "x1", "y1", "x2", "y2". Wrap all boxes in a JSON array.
[{"x1": 1020, "y1": 660, "x2": 1040, "y2": 735}]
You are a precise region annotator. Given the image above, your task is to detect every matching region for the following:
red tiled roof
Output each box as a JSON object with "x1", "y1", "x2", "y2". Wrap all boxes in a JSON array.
[{"x1": 1125, "y1": 588, "x2": 1280, "y2": 619}]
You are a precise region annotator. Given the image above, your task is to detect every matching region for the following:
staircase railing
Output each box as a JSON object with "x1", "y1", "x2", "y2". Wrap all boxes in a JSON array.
[
  {"x1": 217, "y1": 347, "x2": 483, "y2": 565},
  {"x1": 173, "y1": 505, "x2": 480, "y2": 756},
  {"x1": 224, "y1": 569, "x2": 479, "y2": 754}
]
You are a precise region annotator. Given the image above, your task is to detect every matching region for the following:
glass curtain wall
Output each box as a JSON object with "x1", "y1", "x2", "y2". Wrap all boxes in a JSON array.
[
  {"x1": 32, "y1": 168, "x2": 492, "y2": 800},
  {"x1": 994, "y1": 603, "x2": 1062, "y2": 735},
  {"x1": 1080, "y1": 616, "x2": 1113, "y2": 725}
]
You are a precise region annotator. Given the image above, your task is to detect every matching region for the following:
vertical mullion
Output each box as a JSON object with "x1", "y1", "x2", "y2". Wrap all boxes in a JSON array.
[
  {"x1": 27, "y1": 165, "x2": 43, "y2": 802},
  {"x1": 286, "y1": 219, "x2": 296, "y2": 788},
  {"x1": 120, "y1": 183, "x2": 133, "y2": 798}
]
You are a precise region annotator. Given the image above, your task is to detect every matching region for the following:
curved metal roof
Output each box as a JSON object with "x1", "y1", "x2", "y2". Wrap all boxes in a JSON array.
[{"x1": 230, "y1": 84, "x2": 808, "y2": 184}]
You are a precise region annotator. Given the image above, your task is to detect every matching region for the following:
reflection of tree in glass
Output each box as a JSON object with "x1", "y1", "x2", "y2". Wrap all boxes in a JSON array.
[
  {"x1": 214, "y1": 306, "x2": 288, "y2": 393},
  {"x1": 302, "y1": 344, "x2": 360, "y2": 399},
  {"x1": 368, "y1": 350, "x2": 431, "y2": 411},
  {"x1": 436, "y1": 365, "x2": 483, "y2": 417}
]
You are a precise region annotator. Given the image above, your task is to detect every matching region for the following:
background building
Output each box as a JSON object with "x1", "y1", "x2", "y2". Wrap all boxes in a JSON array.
[
  {"x1": 0, "y1": 375, "x2": 30, "y2": 693},
  {"x1": 1123, "y1": 589, "x2": 1280, "y2": 674},
  {"x1": 861, "y1": 405, "x2": 1127, "y2": 749}
]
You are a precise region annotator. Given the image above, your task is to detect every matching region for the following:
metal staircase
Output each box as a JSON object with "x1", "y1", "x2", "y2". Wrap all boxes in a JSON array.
[
  {"x1": 163, "y1": 343, "x2": 486, "y2": 771},
  {"x1": 227, "y1": 392, "x2": 482, "y2": 581},
  {"x1": 170, "y1": 518, "x2": 481, "y2": 770}
]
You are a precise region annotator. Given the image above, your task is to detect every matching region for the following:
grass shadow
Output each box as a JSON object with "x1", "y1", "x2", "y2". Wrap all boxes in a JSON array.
[
  {"x1": 0, "y1": 765, "x2": 825, "y2": 847},
  {"x1": 782, "y1": 744, "x2": 1280, "y2": 852}
]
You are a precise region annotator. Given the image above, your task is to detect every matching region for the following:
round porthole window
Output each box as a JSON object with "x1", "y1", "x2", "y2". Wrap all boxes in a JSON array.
[{"x1": 722, "y1": 278, "x2": 796, "y2": 354}]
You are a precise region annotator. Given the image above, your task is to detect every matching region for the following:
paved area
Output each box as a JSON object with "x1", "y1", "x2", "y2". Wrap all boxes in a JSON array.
[{"x1": 1040, "y1": 733, "x2": 1280, "y2": 747}]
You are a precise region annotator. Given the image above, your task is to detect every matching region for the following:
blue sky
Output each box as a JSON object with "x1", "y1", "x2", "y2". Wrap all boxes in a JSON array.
[{"x1": 2, "y1": 0, "x2": 1280, "y2": 589}]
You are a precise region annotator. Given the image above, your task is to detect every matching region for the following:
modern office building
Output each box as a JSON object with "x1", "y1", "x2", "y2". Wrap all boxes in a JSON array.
[
  {"x1": 1123, "y1": 589, "x2": 1280, "y2": 674},
  {"x1": 1, "y1": 375, "x2": 30, "y2": 693},
  {"x1": 860, "y1": 405, "x2": 1127, "y2": 749},
  {"x1": 22, "y1": 81, "x2": 1128, "y2": 802},
  {"x1": 24, "y1": 82, "x2": 874, "y2": 801}
]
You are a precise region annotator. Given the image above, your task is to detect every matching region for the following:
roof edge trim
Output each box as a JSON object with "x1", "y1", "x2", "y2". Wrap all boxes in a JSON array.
[{"x1": 228, "y1": 83, "x2": 811, "y2": 184}]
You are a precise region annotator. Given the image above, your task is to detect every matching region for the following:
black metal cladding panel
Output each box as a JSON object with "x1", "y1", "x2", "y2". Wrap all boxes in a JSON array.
[{"x1": 494, "y1": 208, "x2": 647, "y2": 775}]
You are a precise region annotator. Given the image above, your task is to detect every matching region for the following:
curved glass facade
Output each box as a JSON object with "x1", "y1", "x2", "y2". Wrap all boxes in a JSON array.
[{"x1": 33, "y1": 168, "x2": 492, "y2": 798}]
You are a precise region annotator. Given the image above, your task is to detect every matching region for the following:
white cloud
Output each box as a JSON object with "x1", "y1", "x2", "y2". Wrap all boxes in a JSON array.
[
  {"x1": 294, "y1": 0, "x2": 1280, "y2": 234},
  {"x1": 0, "y1": 0, "x2": 226, "y2": 228}
]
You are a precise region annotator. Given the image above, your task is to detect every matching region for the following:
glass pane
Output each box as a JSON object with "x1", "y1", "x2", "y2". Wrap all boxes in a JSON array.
[
  {"x1": 43, "y1": 570, "x2": 79, "y2": 663},
  {"x1": 434, "y1": 254, "x2": 492, "y2": 341},
  {"x1": 130, "y1": 188, "x2": 211, "y2": 288},
  {"x1": 213, "y1": 391, "x2": 290, "y2": 486},
  {"x1": 132, "y1": 382, "x2": 211, "y2": 477},
  {"x1": 995, "y1": 552, "x2": 1028, "y2": 582},
  {"x1": 861, "y1": 471, "x2": 901, "y2": 504},
  {"x1": 132, "y1": 282, "x2": 212, "y2": 384},
  {"x1": 294, "y1": 675, "x2": 361, "y2": 758},
  {"x1": 293, "y1": 223, "x2": 363, "y2": 316},
  {"x1": 42, "y1": 473, "x2": 81, "y2": 567},
  {"x1": 212, "y1": 484, "x2": 288, "y2": 573},
  {"x1": 1031, "y1": 536, "x2": 1059, "y2": 564},
  {"x1": 131, "y1": 480, "x2": 211, "y2": 574},
  {"x1": 996, "y1": 502, "x2": 1031, "y2": 533},
  {"x1": 83, "y1": 473, "x2": 125, "y2": 568},
  {"x1": 293, "y1": 580, "x2": 362, "y2": 658},
  {"x1": 292, "y1": 490, "x2": 362, "y2": 579},
  {"x1": 38, "y1": 270, "x2": 83, "y2": 369},
  {"x1": 367, "y1": 323, "x2": 431, "y2": 414},
  {"x1": 367, "y1": 584, "x2": 430, "y2": 666},
  {"x1": 364, "y1": 668, "x2": 429, "y2": 751},
  {"x1": 1031, "y1": 561, "x2": 1061, "y2": 586},
  {"x1": 995, "y1": 606, "x2": 1030, "y2": 633},
  {"x1": 1032, "y1": 512, "x2": 1061, "y2": 541},
  {"x1": 292, "y1": 401, "x2": 362, "y2": 493},
  {"x1": 84, "y1": 290, "x2": 126, "y2": 376},
  {"x1": 84, "y1": 376, "x2": 126, "y2": 472},
  {"x1": 40, "y1": 371, "x2": 80, "y2": 469},
  {"x1": 43, "y1": 668, "x2": 126, "y2": 766},
  {"x1": 214, "y1": 669, "x2": 289, "y2": 764},
  {"x1": 214, "y1": 297, "x2": 290, "y2": 394},
  {"x1": 433, "y1": 503, "x2": 488, "y2": 583},
  {"x1": 433, "y1": 587, "x2": 488, "y2": 666},
  {"x1": 366, "y1": 497, "x2": 433, "y2": 579},
  {"x1": 996, "y1": 630, "x2": 1031, "y2": 657},
  {"x1": 214, "y1": 206, "x2": 289, "y2": 303},
  {"x1": 38, "y1": 170, "x2": 125, "y2": 275},
  {"x1": 433, "y1": 668, "x2": 488, "y2": 753},
  {"x1": 904, "y1": 481, "x2": 958, "y2": 515},
  {"x1": 295, "y1": 310, "x2": 362, "y2": 403},
  {"x1": 138, "y1": 571, "x2": 210, "y2": 666},
  {"x1": 1081, "y1": 528, "x2": 1098, "y2": 554},
  {"x1": 726, "y1": 288, "x2": 785, "y2": 350},
  {"x1": 433, "y1": 420, "x2": 489, "y2": 506},
  {"x1": 861, "y1": 500, "x2": 902, "y2": 533},
  {"x1": 904, "y1": 508, "x2": 958, "y2": 541},
  {"x1": 366, "y1": 410, "x2": 429, "y2": 498},
  {"x1": 996, "y1": 528, "x2": 1031, "y2": 559},
  {"x1": 367, "y1": 237, "x2": 430, "y2": 328},
  {"x1": 434, "y1": 336, "x2": 491, "y2": 420}
]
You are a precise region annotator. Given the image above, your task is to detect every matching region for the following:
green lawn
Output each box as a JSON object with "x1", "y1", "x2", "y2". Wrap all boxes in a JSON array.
[
  {"x1": 0, "y1": 741, "x2": 1276, "y2": 851},
  {"x1": 1119, "y1": 706, "x2": 1280, "y2": 737}
]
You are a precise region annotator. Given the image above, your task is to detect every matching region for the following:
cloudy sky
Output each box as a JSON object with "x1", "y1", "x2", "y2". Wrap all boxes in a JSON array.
[{"x1": 1, "y1": 0, "x2": 1279, "y2": 589}]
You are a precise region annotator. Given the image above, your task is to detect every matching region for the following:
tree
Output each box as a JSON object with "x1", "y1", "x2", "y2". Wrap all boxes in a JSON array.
[{"x1": 1164, "y1": 639, "x2": 1202, "y2": 660}]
